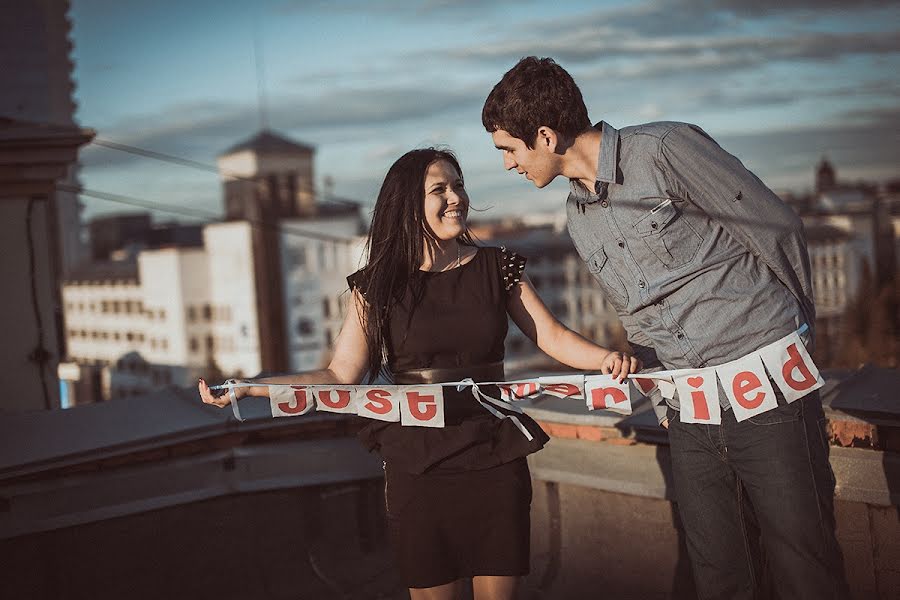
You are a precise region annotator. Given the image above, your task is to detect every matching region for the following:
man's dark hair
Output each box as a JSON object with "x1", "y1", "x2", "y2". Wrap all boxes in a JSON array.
[{"x1": 482, "y1": 56, "x2": 591, "y2": 149}]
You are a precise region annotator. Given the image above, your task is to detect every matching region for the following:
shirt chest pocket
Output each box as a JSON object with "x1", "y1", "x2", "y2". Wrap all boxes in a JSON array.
[
  {"x1": 632, "y1": 199, "x2": 703, "y2": 270},
  {"x1": 587, "y1": 246, "x2": 627, "y2": 304}
]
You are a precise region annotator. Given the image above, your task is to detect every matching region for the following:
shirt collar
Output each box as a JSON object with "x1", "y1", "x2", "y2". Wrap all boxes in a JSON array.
[{"x1": 570, "y1": 121, "x2": 619, "y2": 205}]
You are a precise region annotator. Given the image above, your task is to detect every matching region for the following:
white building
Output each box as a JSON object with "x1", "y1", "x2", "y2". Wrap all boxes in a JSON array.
[{"x1": 61, "y1": 129, "x2": 365, "y2": 403}]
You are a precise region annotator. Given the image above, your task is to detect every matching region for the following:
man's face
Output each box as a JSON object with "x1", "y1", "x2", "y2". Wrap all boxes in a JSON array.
[{"x1": 491, "y1": 129, "x2": 559, "y2": 189}]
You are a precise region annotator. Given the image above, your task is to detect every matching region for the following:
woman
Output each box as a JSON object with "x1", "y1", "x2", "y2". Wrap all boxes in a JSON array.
[{"x1": 199, "y1": 148, "x2": 640, "y2": 600}]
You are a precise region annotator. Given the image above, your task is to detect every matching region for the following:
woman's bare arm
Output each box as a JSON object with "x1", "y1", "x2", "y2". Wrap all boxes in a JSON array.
[
  {"x1": 199, "y1": 290, "x2": 371, "y2": 407},
  {"x1": 506, "y1": 274, "x2": 640, "y2": 381}
]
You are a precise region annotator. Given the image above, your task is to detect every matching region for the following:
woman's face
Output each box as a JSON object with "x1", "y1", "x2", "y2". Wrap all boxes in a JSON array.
[{"x1": 422, "y1": 159, "x2": 469, "y2": 241}]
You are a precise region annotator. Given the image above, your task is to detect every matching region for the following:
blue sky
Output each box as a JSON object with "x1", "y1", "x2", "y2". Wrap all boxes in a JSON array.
[{"x1": 69, "y1": 0, "x2": 900, "y2": 223}]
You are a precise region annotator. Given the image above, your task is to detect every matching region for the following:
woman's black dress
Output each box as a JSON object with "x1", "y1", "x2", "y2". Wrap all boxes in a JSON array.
[{"x1": 348, "y1": 246, "x2": 549, "y2": 589}]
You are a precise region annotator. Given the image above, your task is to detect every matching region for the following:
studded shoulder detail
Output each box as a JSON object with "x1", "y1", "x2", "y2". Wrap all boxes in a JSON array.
[{"x1": 499, "y1": 246, "x2": 527, "y2": 293}]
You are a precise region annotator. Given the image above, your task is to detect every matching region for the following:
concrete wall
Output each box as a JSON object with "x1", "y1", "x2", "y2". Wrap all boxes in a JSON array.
[{"x1": 0, "y1": 196, "x2": 62, "y2": 413}]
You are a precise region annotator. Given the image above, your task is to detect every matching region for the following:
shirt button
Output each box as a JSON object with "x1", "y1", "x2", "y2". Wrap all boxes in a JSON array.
[
  {"x1": 676, "y1": 332, "x2": 684, "y2": 339},
  {"x1": 600, "y1": 201, "x2": 609, "y2": 208},
  {"x1": 638, "y1": 280, "x2": 645, "y2": 288},
  {"x1": 617, "y1": 240, "x2": 625, "y2": 248}
]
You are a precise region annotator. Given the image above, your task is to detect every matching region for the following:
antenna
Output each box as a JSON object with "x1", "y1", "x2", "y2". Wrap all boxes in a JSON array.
[{"x1": 253, "y1": 17, "x2": 269, "y2": 130}]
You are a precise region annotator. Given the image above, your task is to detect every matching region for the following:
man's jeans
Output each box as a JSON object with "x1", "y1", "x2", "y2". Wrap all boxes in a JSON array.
[{"x1": 667, "y1": 393, "x2": 850, "y2": 599}]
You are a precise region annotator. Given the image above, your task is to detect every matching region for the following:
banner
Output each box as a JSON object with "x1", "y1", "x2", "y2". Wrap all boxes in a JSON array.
[{"x1": 213, "y1": 328, "x2": 822, "y2": 428}]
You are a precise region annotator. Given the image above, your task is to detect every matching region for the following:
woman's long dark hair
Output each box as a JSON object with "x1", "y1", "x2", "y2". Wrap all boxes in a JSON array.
[{"x1": 357, "y1": 148, "x2": 475, "y2": 382}]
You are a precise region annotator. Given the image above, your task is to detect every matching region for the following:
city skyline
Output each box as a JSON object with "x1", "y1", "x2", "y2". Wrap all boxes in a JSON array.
[{"x1": 70, "y1": 0, "x2": 899, "y2": 223}]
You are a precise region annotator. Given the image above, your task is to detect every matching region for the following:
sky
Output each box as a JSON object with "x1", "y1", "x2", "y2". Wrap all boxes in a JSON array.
[{"x1": 69, "y1": 0, "x2": 900, "y2": 224}]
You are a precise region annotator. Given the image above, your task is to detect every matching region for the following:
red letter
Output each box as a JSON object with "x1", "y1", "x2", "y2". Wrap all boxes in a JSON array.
[
  {"x1": 634, "y1": 378, "x2": 657, "y2": 394},
  {"x1": 543, "y1": 383, "x2": 580, "y2": 397},
  {"x1": 513, "y1": 382, "x2": 539, "y2": 398},
  {"x1": 590, "y1": 386, "x2": 627, "y2": 410},
  {"x1": 406, "y1": 391, "x2": 437, "y2": 421},
  {"x1": 279, "y1": 386, "x2": 309, "y2": 414},
  {"x1": 690, "y1": 391, "x2": 711, "y2": 420},
  {"x1": 732, "y1": 372, "x2": 765, "y2": 409},
  {"x1": 781, "y1": 344, "x2": 816, "y2": 391},
  {"x1": 687, "y1": 376, "x2": 710, "y2": 420},
  {"x1": 364, "y1": 389, "x2": 393, "y2": 415},
  {"x1": 317, "y1": 389, "x2": 351, "y2": 409}
]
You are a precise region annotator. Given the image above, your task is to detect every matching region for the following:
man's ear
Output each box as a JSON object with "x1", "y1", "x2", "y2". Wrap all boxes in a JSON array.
[{"x1": 536, "y1": 126, "x2": 559, "y2": 153}]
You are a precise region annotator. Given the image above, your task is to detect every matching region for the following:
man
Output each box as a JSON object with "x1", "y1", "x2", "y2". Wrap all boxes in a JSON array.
[{"x1": 482, "y1": 56, "x2": 848, "y2": 599}]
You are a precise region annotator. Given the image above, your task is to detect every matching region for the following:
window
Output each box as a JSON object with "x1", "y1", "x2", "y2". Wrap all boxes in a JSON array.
[
  {"x1": 322, "y1": 298, "x2": 331, "y2": 319},
  {"x1": 187, "y1": 306, "x2": 197, "y2": 322},
  {"x1": 113, "y1": 301, "x2": 121, "y2": 313},
  {"x1": 190, "y1": 337, "x2": 199, "y2": 352},
  {"x1": 206, "y1": 335, "x2": 214, "y2": 352},
  {"x1": 101, "y1": 301, "x2": 109, "y2": 313},
  {"x1": 202, "y1": 304, "x2": 212, "y2": 321}
]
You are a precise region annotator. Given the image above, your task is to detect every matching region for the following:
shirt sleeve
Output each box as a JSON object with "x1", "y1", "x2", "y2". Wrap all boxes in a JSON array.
[
  {"x1": 346, "y1": 269, "x2": 367, "y2": 297},
  {"x1": 499, "y1": 246, "x2": 527, "y2": 294},
  {"x1": 658, "y1": 124, "x2": 816, "y2": 339}
]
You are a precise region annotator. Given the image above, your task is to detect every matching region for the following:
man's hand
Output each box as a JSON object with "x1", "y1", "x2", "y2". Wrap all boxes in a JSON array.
[
  {"x1": 601, "y1": 351, "x2": 642, "y2": 383},
  {"x1": 661, "y1": 417, "x2": 669, "y2": 429}
]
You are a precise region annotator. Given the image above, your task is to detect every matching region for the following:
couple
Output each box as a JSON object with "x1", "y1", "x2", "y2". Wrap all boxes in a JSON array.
[{"x1": 200, "y1": 57, "x2": 848, "y2": 600}]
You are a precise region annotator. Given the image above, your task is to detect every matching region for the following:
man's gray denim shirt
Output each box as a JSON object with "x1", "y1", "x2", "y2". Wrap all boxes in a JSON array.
[{"x1": 566, "y1": 121, "x2": 816, "y2": 423}]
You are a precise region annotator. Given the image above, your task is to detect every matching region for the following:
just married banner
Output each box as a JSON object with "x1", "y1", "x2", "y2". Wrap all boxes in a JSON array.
[{"x1": 212, "y1": 327, "x2": 823, "y2": 430}]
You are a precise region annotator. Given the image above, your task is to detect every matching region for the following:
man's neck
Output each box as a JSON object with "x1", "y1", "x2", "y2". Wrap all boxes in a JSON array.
[{"x1": 564, "y1": 128, "x2": 602, "y2": 190}]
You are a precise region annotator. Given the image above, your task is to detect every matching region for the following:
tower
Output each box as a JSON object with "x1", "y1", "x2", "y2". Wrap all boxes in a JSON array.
[
  {"x1": 815, "y1": 156, "x2": 836, "y2": 195},
  {"x1": 214, "y1": 130, "x2": 317, "y2": 373}
]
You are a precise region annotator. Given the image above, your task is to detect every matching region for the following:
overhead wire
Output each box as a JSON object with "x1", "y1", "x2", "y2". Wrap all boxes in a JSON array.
[
  {"x1": 76, "y1": 135, "x2": 362, "y2": 245},
  {"x1": 57, "y1": 183, "x2": 359, "y2": 245}
]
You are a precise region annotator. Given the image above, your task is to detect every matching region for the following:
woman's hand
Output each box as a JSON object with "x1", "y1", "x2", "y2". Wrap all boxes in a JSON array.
[
  {"x1": 198, "y1": 378, "x2": 247, "y2": 408},
  {"x1": 601, "y1": 352, "x2": 642, "y2": 383}
]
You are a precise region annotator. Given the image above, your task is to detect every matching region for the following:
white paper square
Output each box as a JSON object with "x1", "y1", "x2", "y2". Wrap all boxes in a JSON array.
[
  {"x1": 584, "y1": 374, "x2": 632, "y2": 414},
  {"x1": 308, "y1": 386, "x2": 357, "y2": 414},
  {"x1": 270, "y1": 385, "x2": 315, "y2": 418},
  {"x1": 354, "y1": 386, "x2": 401, "y2": 422},
  {"x1": 399, "y1": 385, "x2": 445, "y2": 428},
  {"x1": 759, "y1": 332, "x2": 824, "y2": 403},
  {"x1": 499, "y1": 381, "x2": 542, "y2": 402},
  {"x1": 538, "y1": 375, "x2": 585, "y2": 400},
  {"x1": 673, "y1": 368, "x2": 722, "y2": 424},
  {"x1": 716, "y1": 355, "x2": 778, "y2": 422}
]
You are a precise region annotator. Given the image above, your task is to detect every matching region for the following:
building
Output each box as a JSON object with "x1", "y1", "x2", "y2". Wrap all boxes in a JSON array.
[
  {"x1": 470, "y1": 219, "x2": 624, "y2": 372},
  {"x1": 215, "y1": 129, "x2": 364, "y2": 374},
  {"x1": 0, "y1": 0, "x2": 88, "y2": 277},
  {"x1": 60, "y1": 130, "x2": 366, "y2": 404},
  {"x1": 798, "y1": 159, "x2": 898, "y2": 366}
]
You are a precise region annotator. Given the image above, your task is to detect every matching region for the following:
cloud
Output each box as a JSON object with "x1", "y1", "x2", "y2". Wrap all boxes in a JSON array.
[
  {"x1": 449, "y1": 29, "x2": 900, "y2": 71},
  {"x1": 679, "y1": 0, "x2": 897, "y2": 16},
  {"x1": 718, "y1": 105, "x2": 900, "y2": 188},
  {"x1": 80, "y1": 83, "x2": 484, "y2": 169}
]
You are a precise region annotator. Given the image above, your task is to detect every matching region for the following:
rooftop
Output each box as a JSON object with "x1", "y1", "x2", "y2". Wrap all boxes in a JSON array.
[{"x1": 219, "y1": 128, "x2": 314, "y2": 157}]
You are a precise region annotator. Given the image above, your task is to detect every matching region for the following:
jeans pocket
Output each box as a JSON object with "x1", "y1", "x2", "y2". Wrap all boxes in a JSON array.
[{"x1": 747, "y1": 400, "x2": 802, "y2": 425}]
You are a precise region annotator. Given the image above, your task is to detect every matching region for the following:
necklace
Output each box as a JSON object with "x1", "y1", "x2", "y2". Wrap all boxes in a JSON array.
[{"x1": 456, "y1": 243, "x2": 461, "y2": 268}]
